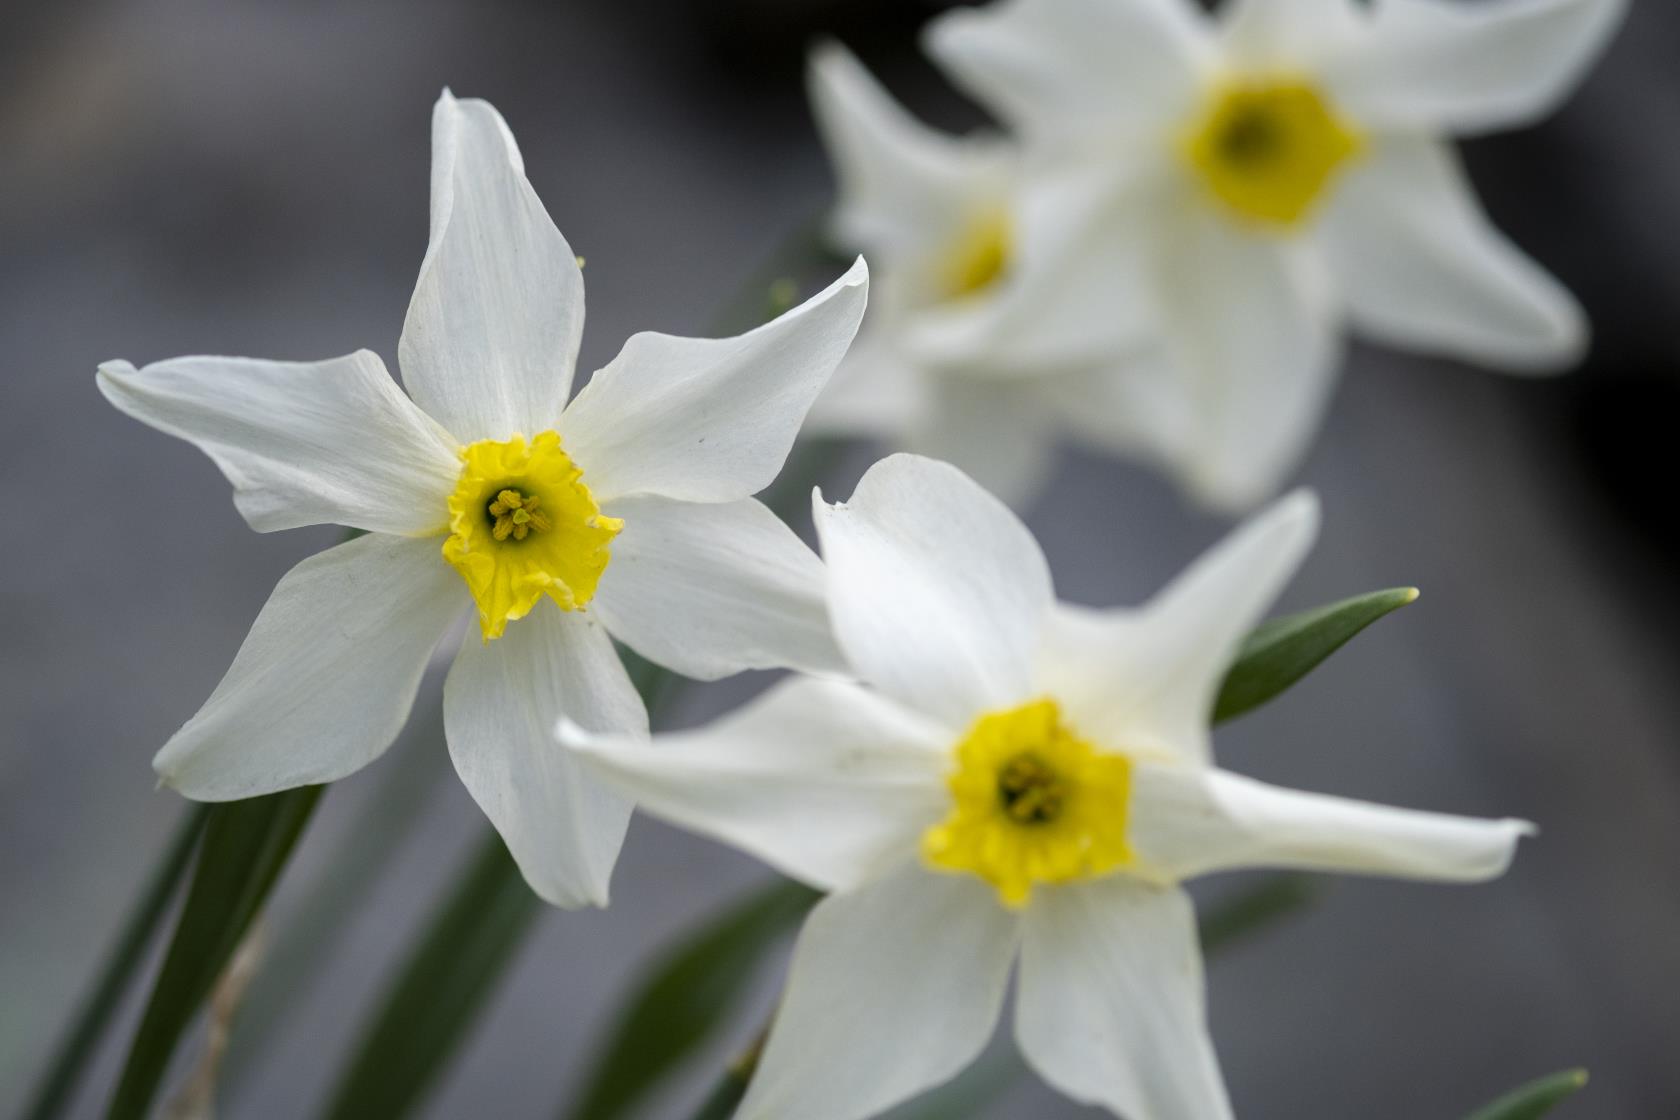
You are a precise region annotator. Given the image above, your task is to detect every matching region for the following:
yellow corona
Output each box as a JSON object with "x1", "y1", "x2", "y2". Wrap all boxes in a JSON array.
[
  {"x1": 1183, "y1": 77, "x2": 1363, "y2": 227},
  {"x1": 923, "y1": 698, "x2": 1134, "y2": 906},
  {"x1": 442, "y1": 431, "x2": 621, "y2": 640},
  {"x1": 938, "y1": 208, "x2": 1012, "y2": 300}
]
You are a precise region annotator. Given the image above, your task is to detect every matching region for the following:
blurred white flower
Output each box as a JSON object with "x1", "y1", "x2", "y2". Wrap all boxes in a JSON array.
[
  {"x1": 803, "y1": 42, "x2": 1179, "y2": 506},
  {"x1": 98, "y1": 90, "x2": 868, "y2": 908},
  {"x1": 567, "y1": 454, "x2": 1532, "y2": 1120},
  {"x1": 922, "y1": 0, "x2": 1624, "y2": 509}
]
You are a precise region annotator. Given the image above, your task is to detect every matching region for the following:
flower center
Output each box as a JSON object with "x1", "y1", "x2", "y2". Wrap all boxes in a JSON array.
[
  {"x1": 937, "y1": 208, "x2": 1011, "y2": 301},
  {"x1": 997, "y1": 752, "x2": 1067, "y2": 825},
  {"x1": 442, "y1": 431, "x2": 622, "y2": 641},
  {"x1": 923, "y1": 698, "x2": 1134, "y2": 907},
  {"x1": 1182, "y1": 77, "x2": 1362, "y2": 227},
  {"x1": 487, "y1": 488, "x2": 551, "y2": 541}
]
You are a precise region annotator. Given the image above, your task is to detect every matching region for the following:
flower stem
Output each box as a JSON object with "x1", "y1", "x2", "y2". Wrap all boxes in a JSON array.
[
  {"x1": 21, "y1": 803, "x2": 210, "y2": 1120},
  {"x1": 687, "y1": 1027, "x2": 769, "y2": 1120}
]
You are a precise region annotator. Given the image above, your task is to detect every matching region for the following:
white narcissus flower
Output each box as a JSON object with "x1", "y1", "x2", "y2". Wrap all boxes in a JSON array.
[
  {"x1": 922, "y1": 0, "x2": 1624, "y2": 510},
  {"x1": 566, "y1": 454, "x2": 1532, "y2": 1120},
  {"x1": 803, "y1": 43, "x2": 1183, "y2": 506},
  {"x1": 98, "y1": 91, "x2": 869, "y2": 908}
]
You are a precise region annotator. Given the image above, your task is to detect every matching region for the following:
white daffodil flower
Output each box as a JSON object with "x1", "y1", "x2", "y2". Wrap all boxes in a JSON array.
[
  {"x1": 566, "y1": 454, "x2": 1532, "y2": 1120},
  {"x1": 803, "y1": 43, "x2": 1181, "y2": 506},
  {"x1": 922, "y1": 0, "x2": 1624, "y2": 510},
  {"x1": 97, "y1": 90, "x2": 869, "y2": 908}
]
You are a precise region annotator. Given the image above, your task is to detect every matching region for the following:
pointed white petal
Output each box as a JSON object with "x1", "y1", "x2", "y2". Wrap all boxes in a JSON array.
[
  {"x1": 925, "y1": 0, "x2": 1210, "y2": 147},
  {"x1": 562, "y1": 259, "x2": 868, "y2": 504},
  {"x1": 399, "y1": 91, "x2": 585, "y2": 442},
  {"x1": 591, "y1": 495, "x2": 845, "y2": 681},
  {"x1": 1219, "y1": 0, "x2": 1364, "y2": 67},
  {"x1": 1017, "y1": 880, "x2": 1232, "y2": 1120},
  {"x1": 1040, "y1": 492, "x2": 1319, "y2": 765},
  {"x1": 564, "y1": 677, "x2": 950, "y2": 893},
  {"x1": 808, "y1": 40, "x2": 1012, "y2": 256},
  {"x1": 738, "y1": 862, "x2": 1020, "y2": 1120},
  {"x1": 814, "y1": 454, "x2": 1053, "y2": 725},
  {"x1": 1131, "y1": 765, "x2": 1535, "y2": 882},
  {"x1": 1154, "y1": 203, "x2": 1341, "y2": 511},
  {"x1": 1325, "y1": 0, "x2": 1625, "y2": 134},
  {"x1": 905, "y1": 376, "x2": 1060, "y2": 511},
  {"x1": 97, "y1": 352, "x2": 460, "y2": 536},
  {"x1": 444, "y1": 602, "x2": 644, "y2": 909},
  {"x1": 1322, "y1": 135, "x2": 1586, "y2": 370},
  {"x1": 153, "y1": 534, "x2": 463, "y2": 798}
]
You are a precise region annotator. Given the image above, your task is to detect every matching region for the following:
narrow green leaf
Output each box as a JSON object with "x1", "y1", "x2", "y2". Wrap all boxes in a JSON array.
[
  {"x1": 105, "y1": 787, "x2": 322, "y2": 1120},
  {"x1": 320, "y1": 832, "x2": 543, "y2": 1120},
  {"x1": 1213, "y1": 587, "x2": 1419, "y2": 724},
  {"x1": 24, "y1": 805, "x2": 210, "y2": 1120},
  {"x1": 568, "y1": 879, "x2": 818, "y2": 1120},
  {"x1": 1466, "y1": 1069, "x2": 1589, "y2": 1120}
]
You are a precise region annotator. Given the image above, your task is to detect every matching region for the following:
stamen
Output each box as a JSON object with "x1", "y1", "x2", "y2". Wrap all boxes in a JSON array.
[
  {"x1": 997, "y1": 752, "x2": 1067, "y2": 825},
  {"x1": 486, "y1": 487, "x2": 552, "y2": 543}
]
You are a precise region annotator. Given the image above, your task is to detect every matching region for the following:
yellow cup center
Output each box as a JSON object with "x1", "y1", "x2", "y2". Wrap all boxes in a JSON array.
[
  {"x1": 936, "y1": 208, "x2": 1012, "y2": 301},
  {"x1": 442, "y1": 431, "x2": 621, "y2": 641},
  {"x1": 1182, "y1": 77, "x2": 1362, "y2": 227},
  {"x1": 923, "y1": 698, "x2": 1134, "y2": 907}
]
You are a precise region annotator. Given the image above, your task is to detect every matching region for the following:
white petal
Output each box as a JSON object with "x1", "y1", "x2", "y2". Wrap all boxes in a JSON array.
[
  {"x1": 590, "y1": 494, "x2": 845, "y2": 681},
  {"x1": 1131, "y1": 765, "x2": 1535, "y2": 882},
  {"x1": 399, "y1": 91, "x2": 585, "y2": 442},
  {"x1": 905, "y1": 376, "x2": 1060, "y2": 511},
  {"x1": 1153, "y1": 201, "x2": 1341, "y2": 511},
  {"x1": 561, "y1": 259, "x2": 868, "y2": 504},
  {"x1": 153, "y1": 534, "x2": 463, "y2": 798},
  {"x1": 1322, "y1": 135, "x2": 1586, "y2": 370},
  {"x1": 1017, "y1": 880, "x2": 1232, "y2": 1120},
  {"x1": 902, "y1": 168, "x2": 1160, "y2": 371},
  {"x1": 924, "y1": 0, "x2": 1210, "y2": 148},
  {"x1": 814, "y1": 454, "x2": 1053, "y2": 725},
  {"x1": 1219, "y1": 0, "x2": 1365, "y2": 67},
  {"x1": 563, "y1": 677, "x2": 951, "y2": 893},
  {"x1": 808, "y1": 40, "x2": 1012, "y2": 257},
  {"x1": 97, "y1": 352, "x2": 460, "y2": 536},
  {"x1": 1324, "y1": 0, "x2": 1625, "y2": 134},
  {"x1": 444, "y1": 602, "x2": 645, "y2": 908},
  {"x1": 738, "y1": 862, "x2": 1020, "y2": 1120},
  {"x1": 1039, "y1": 492, "x2": 1319, "y2": 765}
]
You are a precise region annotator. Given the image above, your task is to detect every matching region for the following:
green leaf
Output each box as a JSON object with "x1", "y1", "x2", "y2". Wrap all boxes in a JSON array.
[
  {"x1": 1466, "y1": 1069, "x2": 1589, "y2": 1120},
  {"x1": 24, "y1": 805, "x2": 210, "y2": 1120},
  {"x1": 1213, "y1": 587, "x2": 1419, "y2": 724},
  {"x1": 105, "y1": 787, "x2": 322, "y2": 1120},
  {"x1": 567, "y1": 879, "x2": 819, "y2": 1120},
  {"x1": 320, "y1": 832, "x2": 544, "y2": 1120}
]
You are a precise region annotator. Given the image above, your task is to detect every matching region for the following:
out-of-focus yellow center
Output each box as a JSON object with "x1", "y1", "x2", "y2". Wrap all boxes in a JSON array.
[
  {"x1": 937, "y1": 208, "x2": 1012, "y2": 300},
  {"x1": 442, "y1": 431, "x2": 621, "y2": 641},
  {"x1": 1182, "y1": 78, "x2": 1362, "y2": 227},
  {"x1": 923, "y1": 698, "x2": 1134, "y2": 908}
]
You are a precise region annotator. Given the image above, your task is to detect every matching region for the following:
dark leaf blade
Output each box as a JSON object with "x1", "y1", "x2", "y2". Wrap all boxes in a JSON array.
[
  {"x1": 1213, "y1": 587, "x2": 1419, "y2": 724},
  {"x1": 1466, "y1": 1069, "x2": 1590, "y2": 1120},
  {"x1": 320, "y1": 832, "x2": 543, "y2": 1120},
  {"x1": 568, "y1": 878, "x2": 819, "y2": 1120},
  {"x1": 105, "y1": 787, "x2": 322, "y2": 1120}
]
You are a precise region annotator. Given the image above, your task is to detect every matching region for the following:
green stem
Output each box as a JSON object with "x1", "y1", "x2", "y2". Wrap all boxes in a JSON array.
[
  {"x1": 21, "y1": 804, "x2": 211, "y2": 1120},
  {"x1": 319, "y1": 832, "x2": 544, "y2": 1120}
]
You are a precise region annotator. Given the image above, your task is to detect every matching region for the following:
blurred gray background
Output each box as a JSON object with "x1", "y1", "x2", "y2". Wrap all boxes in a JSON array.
[{"x1": 4, "y1": 0, "x2": 1679, "y2": 1116}]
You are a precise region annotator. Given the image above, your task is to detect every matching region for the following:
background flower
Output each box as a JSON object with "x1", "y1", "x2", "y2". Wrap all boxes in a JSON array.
[{"x1": 927, "y1": 0, "x2": 1626, "y2": 509}]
